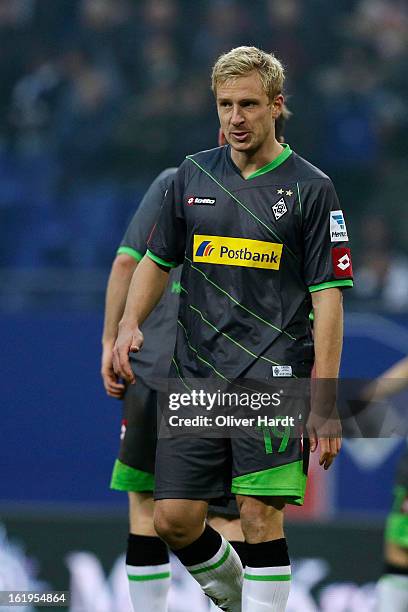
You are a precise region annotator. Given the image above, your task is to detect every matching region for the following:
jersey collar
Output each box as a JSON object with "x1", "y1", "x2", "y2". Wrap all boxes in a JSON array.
[{"x1": 227, "y1": 143, "x2": 293, "y2": 180}]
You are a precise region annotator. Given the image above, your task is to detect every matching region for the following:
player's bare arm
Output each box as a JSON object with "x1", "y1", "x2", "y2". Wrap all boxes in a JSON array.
[
  {"x1": 102, "y1": 254, "x2": 138, "y2": 398},
  {"x1": 113, "y1": 255, "x2": 169, "y2": 384},
  {"x1": 362, "y1": 356, "x2": 408, "y2": 402},
  {"x1": 309, "y1": 287, "x2": 343, "y2": 470}
]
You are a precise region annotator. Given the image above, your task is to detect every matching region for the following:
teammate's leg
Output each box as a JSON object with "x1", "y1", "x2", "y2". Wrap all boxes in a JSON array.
[
  {"x1": 154, "y1": 499, "x2": 243, "y2": 611},
  {"x1": 110, "y1": 381, "x2": 171, "y2": 611},
  {"x1": 126, "y1": 492, "x2": 171, "y2": 611},
  {"x1": 238, "y1": 495, "x2": 290, "y2": 612},
  {"x1": 376, "y1": 480, "x2": 408, "y2": 611}
]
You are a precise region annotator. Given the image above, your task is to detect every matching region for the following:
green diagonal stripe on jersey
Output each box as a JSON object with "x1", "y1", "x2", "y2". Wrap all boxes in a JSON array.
[
  {"x1": 189, "y1": 304, "x2": 282, "y2": 367},
  {"x1": 190, "y1": 543, "x2": 231, "y2": 575},
  {"x1": 296, "y1": 182, "x2": 302, "y2": 219},
  {"x1": 244, "y1": 573, "x2": 291, "y2": 581},
  {"x1": 172, "y1": 357, "x2": 193, "y2": 392},
  {"x1": 184, "y1": 256, "x2": 296, "y2": 341},
  {"x1": 177, "y1": 319, "x2": 231, "y2": 381},
  {"x1": 186, "y1": 156, "x2": 298, "y2": 260}
]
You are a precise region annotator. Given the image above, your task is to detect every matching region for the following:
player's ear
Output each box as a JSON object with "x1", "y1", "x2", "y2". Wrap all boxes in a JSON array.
[
  {"x1": 218, "y1": 128, "x2": 226, "y2": 146},
  {"x1": 271, "y1": 94, "x2": 284, "y2": 118}
]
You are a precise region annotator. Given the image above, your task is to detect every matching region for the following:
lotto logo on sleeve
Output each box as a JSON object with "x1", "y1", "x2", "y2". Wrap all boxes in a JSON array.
[
  {"x1": 193, "y1": 235, "x2": 283, "y2": 270},
  {"x1": 330, "y1": 210, "x2": 349, "y2": 242},
  {"x1": 332, "y1": 247, "x2": 353, "y2": 278}
]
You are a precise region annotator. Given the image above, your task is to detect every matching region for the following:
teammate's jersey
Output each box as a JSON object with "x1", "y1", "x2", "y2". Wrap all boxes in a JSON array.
[
  {"x1": 117, "y1": 168, "x2": 181, "y2": 389},
  {"x1": 148, "y1": 144, "x2": 353, "y2": 380}
]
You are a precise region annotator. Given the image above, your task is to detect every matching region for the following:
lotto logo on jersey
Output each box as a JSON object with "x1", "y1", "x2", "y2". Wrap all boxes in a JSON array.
[
  {"x1": 332, "y1": 247, "x2": 353, "y2": 278},
  {"x1": 330, "y1": 210, "x2": 349, "y2": 242},
  {"x1": 193, "y1": 235, "x2": 283, "y2": 270},
  {"x1": 187, "y1": 195, "x2": 216, "y2": 206}
]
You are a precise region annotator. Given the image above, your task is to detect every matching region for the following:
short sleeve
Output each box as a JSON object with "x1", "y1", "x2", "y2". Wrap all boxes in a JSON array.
[
  {"x1": 302, "y1": 179, "x2": 353, "y2": 293},
  {"x1": 147, "y1": 164, "x2": 187, "y2": 268},
  {"x1": 117, "y1": 168, "x2": 177, "y2": 262}
]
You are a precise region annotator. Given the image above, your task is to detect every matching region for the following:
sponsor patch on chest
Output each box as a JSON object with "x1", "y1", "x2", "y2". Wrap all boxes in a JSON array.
[
  {"x1": 186, "y1": 195, "x2": 216, "y2": 206},
  {"x1": 193, "y1": 235, "x2": 283, "y2": 270}
]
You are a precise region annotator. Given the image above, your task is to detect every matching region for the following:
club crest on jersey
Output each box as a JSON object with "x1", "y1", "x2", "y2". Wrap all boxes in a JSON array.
[
  {"x1": 186, "y1": 195, "x2": 216, "y2": 206},
  {"x1": 193, "y1": 235, "x2": 282, "y2": 270},
  {"x1": 330, "y1": 210, "x2": 348, "y2": 242},
  {"x1": 272, "y1": 198, "x2": 287, "y2": 220}
]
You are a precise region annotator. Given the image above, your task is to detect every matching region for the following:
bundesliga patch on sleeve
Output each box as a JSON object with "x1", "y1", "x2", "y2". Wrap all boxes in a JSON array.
[
  {"x1": 332, "y1": 247, "x2": 353, "y2": 278},
  {"x1": 330, "y1": 210, "x2": 348, "y2": 242}
]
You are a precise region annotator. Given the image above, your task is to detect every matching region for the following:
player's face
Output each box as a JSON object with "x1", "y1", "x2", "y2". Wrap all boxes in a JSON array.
[{"x1": 216, "y1": 71, "x2": 282, "y2": 154}]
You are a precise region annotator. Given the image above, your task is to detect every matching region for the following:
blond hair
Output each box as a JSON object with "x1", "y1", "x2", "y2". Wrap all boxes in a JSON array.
[{"x1": 211, "y1": 46, "x2": 285, "y2": 101}]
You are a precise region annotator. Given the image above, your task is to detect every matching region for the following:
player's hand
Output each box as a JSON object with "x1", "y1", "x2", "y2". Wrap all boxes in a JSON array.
[
  {"x1": 306, "y1": 412, "x2": 342, "y2": 470},
  {"x1": 101, "y1": 343, "x2": 125, "y2": 399},
  {"x1": 112, "y1": 323, "x2": 144, "y2": 385}
]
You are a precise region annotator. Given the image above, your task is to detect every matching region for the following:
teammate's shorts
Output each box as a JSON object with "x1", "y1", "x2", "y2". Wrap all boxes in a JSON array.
[
  {"x1": 110, "y1": 379, "x2": 157, "y2": 492},
  {"x1": 385, "y1": 451, "x2": 408, "y2": 548},
  {"x1": 154, "y1": 433, "x2": 309, "y2": 506},
  {"x1": 109, "y1": 380, "x2": 243, "y2": 515}
]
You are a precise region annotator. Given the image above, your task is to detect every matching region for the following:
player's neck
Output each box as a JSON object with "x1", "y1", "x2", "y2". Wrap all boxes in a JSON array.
[{"x1": 231, "y1": 139, "x2": 284, "y2": 179}]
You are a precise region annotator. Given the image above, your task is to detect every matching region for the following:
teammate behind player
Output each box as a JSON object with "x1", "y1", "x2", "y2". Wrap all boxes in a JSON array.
[
  {"x1": 362, "y1": 358, "x2": 408, "y2": 611},
  {"x1": 114, "y1": 46, "x2": 352, "y2": 611}
]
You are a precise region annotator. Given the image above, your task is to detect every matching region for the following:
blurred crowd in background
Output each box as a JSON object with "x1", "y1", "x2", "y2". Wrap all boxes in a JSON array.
[{"x1": 0, "y1": 0, "x2": 407, "y2": 311}]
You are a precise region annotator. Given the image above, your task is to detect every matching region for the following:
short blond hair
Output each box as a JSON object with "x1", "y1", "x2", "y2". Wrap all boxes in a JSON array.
[{"x1": 211, "y1": 46, "x2": 285, "y2": 101}]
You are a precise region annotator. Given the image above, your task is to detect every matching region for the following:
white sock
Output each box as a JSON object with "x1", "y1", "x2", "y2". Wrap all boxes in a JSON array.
[
  {"x1": 377, "y1": 574, "x2": 408, "y2": 612},
  {"x1": 243, "y1": 565, "x2": 291, "y2": 611},
  {"x1": 185, "y1": 537, "x2": 243, "y2": 611},
  {"x1": 126, "y1": 562, "x2": 171, "y2": 612}
]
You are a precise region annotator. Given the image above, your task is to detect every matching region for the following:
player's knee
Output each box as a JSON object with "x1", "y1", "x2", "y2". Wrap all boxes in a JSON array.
[{"x1": 153, "y1": 507, "x2": 191, "y2": 545}]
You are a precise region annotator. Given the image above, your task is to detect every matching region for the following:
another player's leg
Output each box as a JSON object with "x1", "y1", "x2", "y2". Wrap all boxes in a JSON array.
[
  {"x1": 376, "y1": 482, "x2": 408, "y2": 611},
  {"x1": 110, "y1": 382, "x2": 171, "y2": 611},
  {"x1": 125, "y1": 492, "x2": 171, "y2": 611}
]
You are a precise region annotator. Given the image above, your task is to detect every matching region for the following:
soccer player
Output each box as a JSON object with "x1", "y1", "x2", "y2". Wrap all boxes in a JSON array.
[
  {"x1": 362, "y1": 357, "x2": 408, "y2": 611},
  {"x1": 101, "y1": 168, "x2": 179, "y2": 611},
  {"x1": 113, "y1": 46, "x2": 353, "y2": 611}
]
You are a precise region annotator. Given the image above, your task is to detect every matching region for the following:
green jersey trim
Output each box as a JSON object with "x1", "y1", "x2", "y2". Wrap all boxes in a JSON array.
[
  {"x1": 244, "y1": 573, "x2": 291, "y2": 582},
  {"x1": 309, "y1": 279, "x2": 354, "y2": 293},
  {"x1": 128, "y1": 572, "x2": 171, "y2": 582},
  {"x1": 186, "y1": 157, "x2": 298, "y2": 260},
  {"x1": 117, "y1": 246, "x2": 144, "y2": 262},
  {"x1": 246, "y1": 144, "x2": 293, "y2": 180},
  {"x1": 110, "y1": 459, "x2": 154, "y2": 492},
  {"x1": 190, "y1": 543, "x2": 231, "y2": 575},
  {"x1": 185, "y1": 256, "x2": 296, "y2": 341},
  {"x1": 231, "y1": 459, "x2": 307, "y2": 506},
  {"x1": 146, "y1": 249, "x2": 177, "y2": 268}
]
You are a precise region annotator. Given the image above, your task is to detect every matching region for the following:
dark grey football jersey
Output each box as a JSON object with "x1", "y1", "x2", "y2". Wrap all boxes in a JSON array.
[
  {"x1": 148, "y1": 144, "x2": 353, "y2": 380},
  {"x1": 118, "y1": 168, "x2": 181, "y2": 389}
]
